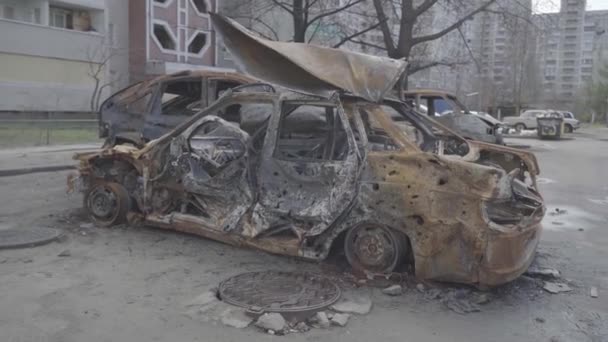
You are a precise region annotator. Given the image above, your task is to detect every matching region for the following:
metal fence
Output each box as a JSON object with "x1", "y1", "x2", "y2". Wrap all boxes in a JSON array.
[{"x1": 0, "y1": 119, "x2": 100, "y2": 148}]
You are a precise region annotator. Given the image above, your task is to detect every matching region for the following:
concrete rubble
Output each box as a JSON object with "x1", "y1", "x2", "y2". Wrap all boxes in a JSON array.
[
  {"x1": 589, "y1": 287, "x2": 598, "y2": 298},
  {"x1": 525, "y1": 267, "x2": 561, "y2": 279},
  {"x1": 382, "y1": 284, "x2": 403, "y2": 296},
  {"x1": 542, "y1": 282, "x2": 573, "y2": 294},
  {"x1": 255, "y1": 313, "x2": 286, "y2": 332},
  {"x1": 330, "y1": 313, "x2": 350, "y2": 327},
  {"x1": 220, "y1": 308, "x2": 253, "y2": 329},
  {"x1": 331, "y1": 292, "x2": 373, "y2": 315}
]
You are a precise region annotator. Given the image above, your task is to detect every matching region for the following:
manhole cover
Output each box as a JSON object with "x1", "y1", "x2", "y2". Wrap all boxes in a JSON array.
[
  {"x1": 218, "y1": 271, "x2": 341, "y2": 313},
  {"x1": 0, "y1": 227, "x2": 62, "y2": 249}
]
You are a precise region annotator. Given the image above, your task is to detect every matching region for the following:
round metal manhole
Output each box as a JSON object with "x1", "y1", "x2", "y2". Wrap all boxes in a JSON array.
[
  {"x1": 218, "y1": 271, "x2": 341, "y2": 313},
  {"x1": 0, "y1": 227, "x2": 63, "y2": 250}
]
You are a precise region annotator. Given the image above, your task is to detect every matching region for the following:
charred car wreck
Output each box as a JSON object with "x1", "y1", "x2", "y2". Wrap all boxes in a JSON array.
[{"x1": 69, "y1": 15, "x2": 545, "y2": 286}]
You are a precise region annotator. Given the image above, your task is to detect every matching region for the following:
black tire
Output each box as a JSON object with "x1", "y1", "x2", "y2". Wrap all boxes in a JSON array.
[
  {"x1": 564, "y1": 124, "x2": 573, "y2": 133},
  {"x1": 85, "y1": 182, "x2": 130, "y2": 227},
  {"x1": 344, "y1": 223, "x2": 408, "y2": 274},
  {"x1": 514, "y1": 123, "x2": 526, "y2": 132}
]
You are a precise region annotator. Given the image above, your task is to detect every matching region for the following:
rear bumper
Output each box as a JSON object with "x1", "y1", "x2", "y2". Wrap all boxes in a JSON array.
[{"x1": 478, "y1": 210, "x2": 544, "y2": 286}]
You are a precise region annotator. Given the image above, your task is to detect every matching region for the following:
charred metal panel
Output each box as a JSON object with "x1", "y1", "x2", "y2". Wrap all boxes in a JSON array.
[{"x1": 210, "y1": 14, "x2": 407, "y2": 102}]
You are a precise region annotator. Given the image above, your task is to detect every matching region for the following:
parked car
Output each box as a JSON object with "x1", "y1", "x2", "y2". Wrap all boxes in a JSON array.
[
  {"x1": 558, "y1": 111, "x2": 580, "y2": 132},
  {"x1": 99, "y1": 70, "x2": 257, "y2": 147},
  {"x1": 504, "y1": 109, "x2": 579, "y2": 133},
  {"x1": 69, "y1": 14, "x2": 545, "y2": 286},
  {"x1": 402, "y1": 90, "x2": 505, "y2": 145}
]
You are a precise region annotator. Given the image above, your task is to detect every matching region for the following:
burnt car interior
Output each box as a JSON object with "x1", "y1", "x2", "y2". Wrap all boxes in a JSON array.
[{"x1": 276, "y1": 104, "x2": 348, "y2": 161}]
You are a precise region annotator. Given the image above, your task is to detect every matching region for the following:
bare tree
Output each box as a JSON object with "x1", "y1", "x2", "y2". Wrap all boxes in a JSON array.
[
  {"x1": 222, "y1": 0, "x2": 376, "y2": 44},
  {"x1": 336, "y1": 0, "x2": 544, "y2": 89},
  {"x1": 85, "y1": 42, "x2": 123, "y2": 113}
]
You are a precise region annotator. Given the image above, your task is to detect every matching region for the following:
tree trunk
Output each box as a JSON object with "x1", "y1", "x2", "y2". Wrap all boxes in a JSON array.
[{"x1": 292, "y1": 0, "x2": 306, "y2": 42}]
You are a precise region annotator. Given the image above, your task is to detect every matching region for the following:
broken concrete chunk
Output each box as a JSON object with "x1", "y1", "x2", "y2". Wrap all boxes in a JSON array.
[
  {"x1": 313, "y1": 311, "x2": 330, "y2": 328},
  {"x1": 330, "y1": 313, "x2": 350, "y2": 327},
  {"x1": 590, "y1": 287, "x2": 598, "y2": 298},
  {"x1": 293, "y1": 321, "x2": 310, "y2": 332},
  {"x1": 255, "y1": 313, "x2": 286, "y2": 332},
  {"x1": 382, "y1": 284, "x2": 403, "y2": 296},
  {"x1": 525, "y1": 267, "x2": 560, "y2": 279},
  {"x1": 220, "y1": 308, "x2": 253, "y2": 329},
  {"x1": 474, "y1": 293, "x2": 491, "y2": 305},
  {"x1": 416, "y1": 283, "x2": 425, "y2": 292},
  {"x1": 543, "y1": 282, "x2": 572, "y2": 294},
  {"x1": 330, "y1": 292, "x2": 372, "y2": 315}
]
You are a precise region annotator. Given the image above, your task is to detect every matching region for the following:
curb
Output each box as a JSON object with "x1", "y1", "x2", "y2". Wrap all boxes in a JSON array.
[{"x1": 0, "y1": 165, "x2": 76, "y2": 178}]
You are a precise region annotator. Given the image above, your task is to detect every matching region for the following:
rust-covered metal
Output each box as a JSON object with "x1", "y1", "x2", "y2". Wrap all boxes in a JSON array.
[
  {"x1": 68, "y1": 17, "x2": 545, "y2": 287},
  {"x1": 210, "y1": 14, "x2": 407, "y2": 103}
]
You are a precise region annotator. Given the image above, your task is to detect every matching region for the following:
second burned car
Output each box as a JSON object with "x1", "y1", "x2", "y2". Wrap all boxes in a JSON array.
[{"x1": 70, "y1": 15, "x2": 545, "y2": 286}]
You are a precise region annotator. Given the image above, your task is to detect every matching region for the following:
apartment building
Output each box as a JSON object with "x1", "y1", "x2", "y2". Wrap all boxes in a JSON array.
[
  {"x1": 535, "y1": 0, "x2": 608, "y2": 106},
  {"x1": 472, "y1": 0, "x2": 535, "y2": 111},
  {"x1": 128, "y1": 0, "x2": 234, "y2": 84},
  {"x1": 0, "y1": 0, "x2": 129, "y2": 112}
]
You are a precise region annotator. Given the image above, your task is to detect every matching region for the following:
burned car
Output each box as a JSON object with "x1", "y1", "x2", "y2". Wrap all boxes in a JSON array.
[
  {"x1": 69, "y1": 15, "x2": 545, "y2": 286},
  {"x1": 402, "y1": 90, "x2": 505, "y2": 145},
  {"x1": 99, "y1": 70, "x2": 257, "y2": 147}
]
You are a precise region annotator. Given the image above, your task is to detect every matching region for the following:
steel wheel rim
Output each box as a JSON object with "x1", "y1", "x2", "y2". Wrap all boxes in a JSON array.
[
  {"x1": 345, "y1": 224, "x2": 404, "y2": 273},
  {"x1": 86, "y1": 183, "x2": 128, "y2": 226}
]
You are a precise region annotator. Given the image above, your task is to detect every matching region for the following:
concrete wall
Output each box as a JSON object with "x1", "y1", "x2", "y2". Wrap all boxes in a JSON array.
[
  {"x1": 0, "y1": 17, "x2": 108, "y2": 112},
  {"x1": 0, "y1": 0, "x2": 121, "y2": 112}
]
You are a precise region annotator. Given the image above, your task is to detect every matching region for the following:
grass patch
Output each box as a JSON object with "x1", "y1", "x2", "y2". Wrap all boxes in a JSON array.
[{"x1": 0, "y1": 125, "x2": 101, "y2": 148}]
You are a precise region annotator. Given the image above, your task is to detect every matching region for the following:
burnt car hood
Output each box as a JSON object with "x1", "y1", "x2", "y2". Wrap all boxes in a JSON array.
[{"x1": 210, "y1": 13, "x2": 407, "y2": 102}]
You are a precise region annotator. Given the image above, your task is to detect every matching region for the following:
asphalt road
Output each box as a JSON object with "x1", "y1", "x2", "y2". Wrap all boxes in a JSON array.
[{"x1": 0, "y1": 128, "x2": 606, "y2": 342}]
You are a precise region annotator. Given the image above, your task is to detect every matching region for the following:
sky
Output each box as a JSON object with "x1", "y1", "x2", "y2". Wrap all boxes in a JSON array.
[{"x1": 535, "y1": 0, "x2": 608, "y2": 13}]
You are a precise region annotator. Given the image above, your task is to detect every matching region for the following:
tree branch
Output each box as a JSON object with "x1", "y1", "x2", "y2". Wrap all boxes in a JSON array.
[
  {"x1": 414, "y1": 0, "x2": 439, "y2": 16},
  {"x1": 413, "y1": 0, "x2": 497, "y2": 45},
  {"x1": 372, "y1": 0, "x2": 396, "y2": 52},
  {"x1": 333, "y1": 21, "x2": 383, "y2": 48},
  {"x1": 307, "y1": 0, "x2": 365, "y2": 27},
  {"x1": 350, "y1": 39, "x2": 388, "y2": 51}
]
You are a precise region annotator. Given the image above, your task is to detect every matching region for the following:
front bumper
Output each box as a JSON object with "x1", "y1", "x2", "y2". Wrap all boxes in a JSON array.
[{"x1": 478, "y1": 207, "x2": 544, "y2": 286}]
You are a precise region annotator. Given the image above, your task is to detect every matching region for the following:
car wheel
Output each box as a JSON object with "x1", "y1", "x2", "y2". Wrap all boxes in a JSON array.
[
  {"x1": 344, "y1": 223, "x2": 408, "y2": 274},
  {"x1": 514, "y1": 123, "x2": 526, "y2": 132},
  {"x1": 564, "y1": 124, "x2": 573, "y2": 133},
  {"x1": 85, "y1": 182, "x2": 130, "y2": 227}
]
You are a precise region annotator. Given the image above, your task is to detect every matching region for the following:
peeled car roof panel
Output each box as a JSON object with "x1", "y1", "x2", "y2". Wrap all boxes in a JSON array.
[{"x1": 210, "y1": 13, "x2": 407, "y2": 103}]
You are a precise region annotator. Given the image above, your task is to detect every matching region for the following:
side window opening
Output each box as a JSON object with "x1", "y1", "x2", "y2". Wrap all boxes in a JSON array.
[
  {"x1": 275, "y1": 104, "x2": 348, "y2": 161},
  {"x1": 358, "y1": 108, "x2": 400, "y2": 151},
  {"x1": 381, "y1": 105, "x2": 424, "y2": 147},
  {"x1": 160, "y1": 79, "x2": 203, "y2": 116},
  {"x1": 123, "y1": 91, "x2": 152, "y2": 115}
]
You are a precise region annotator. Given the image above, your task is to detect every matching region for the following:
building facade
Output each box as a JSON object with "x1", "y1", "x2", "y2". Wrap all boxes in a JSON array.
[
  {"x1": 0, "y1": 0, "x2": 236, "y2": 113},
  {"x1": 128, "y1": 0, "x2": 234, "y2": 85},
  {"x1": 473, "y1": 0, "x2": 536, "y2": 112},
  {"x1": 0, "y1": 0, "x2": 126, "y2": 112},
  {"x1": 535, "y1": 0, "x2": 608, "y2": 107}
]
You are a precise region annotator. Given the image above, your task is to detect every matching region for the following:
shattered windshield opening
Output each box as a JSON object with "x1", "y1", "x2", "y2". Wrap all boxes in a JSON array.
[{"x1": 381, "y1": 100, "x2": 470, "y2": 156}]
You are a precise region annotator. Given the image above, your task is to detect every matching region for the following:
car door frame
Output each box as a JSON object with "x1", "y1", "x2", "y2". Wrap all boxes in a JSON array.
[{"x1": 252, "y1": 94, "x2": 362, "y2": 238}]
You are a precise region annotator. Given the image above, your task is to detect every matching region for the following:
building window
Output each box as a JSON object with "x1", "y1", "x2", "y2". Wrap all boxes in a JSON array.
[
  {"x1": 188, "y1": 32, "x2": 208, "y2": 54},
  {"x1": 50, "y1": 7, "x2": 73, "y2": 29},
  {"x1": 2, "y1": 5, "x2": 15, "y2": 20},
  {"x1": 154, "y1": 24, "x2": 176, "y2": 50}
]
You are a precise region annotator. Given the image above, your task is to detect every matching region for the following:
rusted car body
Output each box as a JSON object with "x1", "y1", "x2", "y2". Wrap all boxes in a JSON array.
[
  {"x1": 99, "y1": 70, "x2": 255, "y2": 147},
  {"x1": 68, "y1": 14, "x2": 545, "y2": 286}
]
